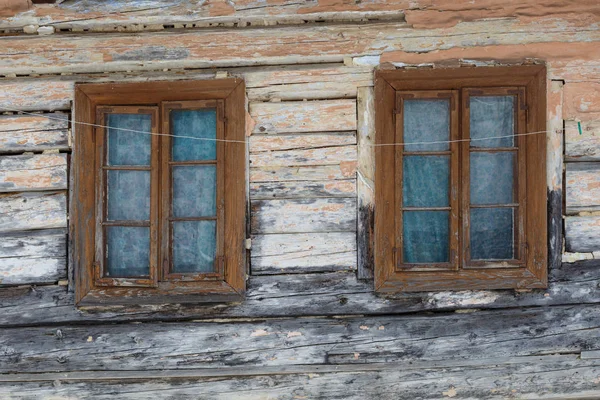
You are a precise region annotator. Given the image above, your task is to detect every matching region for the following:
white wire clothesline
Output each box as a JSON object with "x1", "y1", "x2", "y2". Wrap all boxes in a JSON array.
[{"x1": 0, "y1": 106, "x2": 579, "y2": 148}]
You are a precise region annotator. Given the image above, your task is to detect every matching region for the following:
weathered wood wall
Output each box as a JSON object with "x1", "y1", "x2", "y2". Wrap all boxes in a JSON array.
[{"x1": 0, "y1": 1, "x2": 599, "y2": 398}]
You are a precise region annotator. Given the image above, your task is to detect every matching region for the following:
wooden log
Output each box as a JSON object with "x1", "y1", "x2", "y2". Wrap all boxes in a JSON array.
[
  {"x1": 563, "y1": 82, "x2": 600, "y2": 120},
  {"x1": 249, "y1": 132, "x2": 356, "y2": 153},
  {"x1": 0, "y1": 303, "x2": 598, "y2": 373},
  {"x1": 0, "y1": 259, "x2": 599, "y2": 327},
  {"x1": 251, "y1": 198, "x2": 356, "y2": 234},
  {"x1": 0, "y1": 113, "x2": 69, "y2": 153},
  {"x1": 565, "y1": 120, "x2": 600, "y2": 161},
  {"x1": 251, "y1": 232, "x2": 357, "y2": 274},
  {"x1": 0, "y1": 20, "x2": 598, "y2": 75},
  {"x1": 250, "y1": 145, "x2": 357, "y2": 168},
  {"x1": 250, "y1": 100, "x2": 356, "y2": 134},
  {"x1": 565, "y1": 216, "x2": 600, "y2": 253},
  {"x1": 0, "y1": 154, "x2": 68, "y2": 193},
  {"x1": 0, "y1": 356, "x2": 598, "y2": 399},
  {"x1": 250, "y1": 164, "x2": 357, "y2": 182},
  {"x1": 0, "y1": 191, "x2": 66, "y2": 233},
  {"x1": 565, "y1": 162, "x2": 600, "y2": 214},
  {"x1": 0, "y1": 229, "x2": 66, "y2": 285},
  {"x1": 250, "y1": 180, "x2": 356, "y2": 200}
]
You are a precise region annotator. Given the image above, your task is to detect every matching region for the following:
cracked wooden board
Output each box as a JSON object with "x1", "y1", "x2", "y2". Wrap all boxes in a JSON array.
[
  {"x1": 0, "y1": 154, "x2": 67, "y2": 193},
  {"x1": 0, "y1": 191, "x2": 66, "y2": 233},
  {"x1": 0, "y1": 113, "x2": 69, "y2": 153}
]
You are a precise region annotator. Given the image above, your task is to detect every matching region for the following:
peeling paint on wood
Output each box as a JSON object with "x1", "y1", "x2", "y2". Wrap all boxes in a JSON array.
[
  {"x1": 250, "y1": 164, "x2": 356, "y2": 182},
  {"x1": 566, "y1": 163, "x2": 600, "y2": 214},
  {"x1": 0, "y1": 154, "x2": 67, "y2": 192},
  {"x1": 250, "y1": 145, "x2": 357, "y2": 168},
  {"x1": 566, "y1": 120, "x2": 600, "y2": 161},
  {"x1": 565, "y1": 216, "x2": 600, "y2": 253},
  {"x1": 0, "y1": 112, "x2": 69, "y2": 153},
  {"x1": 250, "y1": 179, "x2": 356, "y2": 200},
  {"x1": 249, "y1": 132, "x2": 356, "y2": 153},
  {"x1": 0, "y1": 191, "x2": 66, "y2": 233}
]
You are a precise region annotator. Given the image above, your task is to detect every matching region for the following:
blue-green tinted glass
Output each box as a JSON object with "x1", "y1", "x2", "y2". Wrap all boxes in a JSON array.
[
  {"x1": 403, "y1": 99, "x2": 450, "y2": 152},
  {"x1": 172, "y1": 165, "x2": 217, "y2": 218},
  {"x1": 403, "y1": 155, "x2": 449, "y2": 208},
  {"x1": 470, "y1": 208, "x2": 515, "y2": 260},
  {"x1": 107, "y1": 114, "x2": 151, "y2": 166},
  {"x1": 470, "y1": 152, "x2": 515, "y2": 205},
  {"x1": 172, "y1": 220, "x2": 216, "y2": 273},
  {"x1": 171, "y1": 109, "x2": 217, "y2": 161},
  {"x1": 403, "y1": 211, "x2": 449, "y2": 263},
  {"x1": 107, "y1": 170, "x2": 150, "y2": 221},
  {"x1": 106, "y1": 226, "x2": 150, "y2": 277},
  {"x1": 470, "y1": 96, "x2": 514, "y2": 148}
]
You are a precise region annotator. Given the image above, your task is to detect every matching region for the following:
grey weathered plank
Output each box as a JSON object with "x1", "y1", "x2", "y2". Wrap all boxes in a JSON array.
[
  {"x1": 250, "y1": 179, "x2": 356, "y2": 199},
  {"x1": 0, "y1": 304, "x2": 598, "y2": 374},
  {"x1": 565, "y1": 162, "x2": 600, "y2": 214},
  {"x1": 0, "y1": 154, "x2": 68, "y2": 193},
  {"x1": 0, "y1": 259, "x2": 599, "y2": 327},
  {"x1": 565, "y1": 120, "x2": 600, "y2": 161},
  {"x1": 0, "y1": 356, "x2": 599, "y2": 400},
  {"x1": 0, "y1": 229, "x2": 67, "y2": 285},
  {"x1": 565, "y1": 216, "x2": 600, "y2": 253},
  {"x1": 250, "y1": 100, "x2": 356, "y2": 134},
  {"x1": 250, "y1": 145, "x2": 357, "y2": 168},
  {"x1": 0, "y1": 191, "x2": 67, "y2": 233},
  {"x1": 251, "y1": 232, "x2": 357, "y2": 274},
  {"x1": 249, "y1": 132, "x2": 356, "y2": 153},
  {"x1": 0, "y1": 113, "x2": 69, "y2": 153},
  {"x1": 251, "y1": 198, "x2": 356, "y2": 234},
  {"x1": 250, "y1": 164, "x2": 357, "y2": 182}
]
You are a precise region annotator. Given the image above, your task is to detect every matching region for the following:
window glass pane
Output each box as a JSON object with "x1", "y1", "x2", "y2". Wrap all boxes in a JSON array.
[
  {"x1": 470, "y1": 96, "x2": 514, "y2": 148},
  {"x1": 172, "y1": 165, "x2": 217, "y2": 218},
  {"x1": 403, "y1": 155, "x2": 449, "y2": 208},
  {"x1": 107, "y1": 170, "x2": 150, "y2": 221},
  {"x1": 107, "y1": 114, "x2": 151, "y2": 166},
  {"x1": 403, "y1": 99, "x2": 450, "y2": 152},
  {"x1": 470, "y1": 208, "x2": 515, "y2": 260},
  {"x1": 470, "y1": 152, "x2": 515, "y2": 205},
  {"x1": 172, "y1": 220, "x2": 216, "y2": 273},
  {"x1": 171, "y1": 109, "x2": 217, "y2": 161},
  {"x1": 403, "y1": 211, "x2": 449, "y2": 263},
  {"x1": 106, "y1": 226, "x2": 150, "y2": 277}
]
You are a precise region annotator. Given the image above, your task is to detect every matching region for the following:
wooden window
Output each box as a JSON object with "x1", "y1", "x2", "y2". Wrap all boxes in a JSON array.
[
  {"x1": 73, "y1": 80, "x2": 246, "y2": 305},
  {"x1": 375, "y1": 66, "x2": 547, "y2": 292}
]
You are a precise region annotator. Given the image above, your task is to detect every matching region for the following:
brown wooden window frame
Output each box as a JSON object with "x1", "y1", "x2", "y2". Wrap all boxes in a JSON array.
[
  {"x1": 72, "y1": 79, "x2": 247, "y2": 306},
  {"x1": 374, "y1": 65, "x2": 547, "y2": 292}
]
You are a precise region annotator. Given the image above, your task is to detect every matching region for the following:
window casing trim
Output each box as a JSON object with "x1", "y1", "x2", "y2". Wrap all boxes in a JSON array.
[
  {"x1": 72, "y1": 79, "x2": 247, "y2": 306},
  {"x1": 374, "y1": 65, "x2": 548, "y2": 293}
]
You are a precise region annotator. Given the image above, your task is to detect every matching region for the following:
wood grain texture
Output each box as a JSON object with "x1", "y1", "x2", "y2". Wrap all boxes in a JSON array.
[
  {"x1": 0, "y1": 113, "x2": 69, "y2": 153},
  {"x1": 0, "y1": 303, "x2": 598, "y2": 373},
  {"x1": 566, "y1": 162, "x2": 600, "y2": 214},
  {"x1": 251, "y1": 232, "x2": 357, "y2": 274},
  {"x1": 250, "y1": 145, "x2": 357, "y2": 168},
  {"x1": 249, "y1": 132, "x2": 356, "y2": 153},
  {"x1": 0, "y1": 356, "x2": 599, "y2": 399},
  {"x1": 565, "y1": 216, "x2": 600, "y2": 253},
  {"x1": 0, "y1": 191, "x2": 66, "y2": 233},
  {"x1": 0, "y1": 154, "x2": 67, "y2": 192},
  {"x1": 566, "y1": 120, "x2": 600, "y2": 161},
  {"x1": 250, "y1": 179, "x2": 356, "y2": 200},
  {"x1": 0, "y1": 229, "x2": 66, "y2": 285},
  {"x1": 250, "y1": 100, "x2": 356, "y2": 134},
  {"x1": 250, "y1": 164, "x2": 357, "y2": 182},
  {"x1": 563, "y1": 82, "x2": 600, "y2": 120},
  {"x1": 251, "y1": 198, "x2": 356, "y2": 234}
]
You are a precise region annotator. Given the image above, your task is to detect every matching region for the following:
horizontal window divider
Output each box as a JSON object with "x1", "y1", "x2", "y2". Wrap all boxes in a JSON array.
[
  {"x1": 169, "y1": 216, "x2": 218, "y2": 222},
  {"x1": 402, "y1": 207, "x2": 452, "y2": 211},
  {"x1": 169, "y1": 160, "x2": 217, "y2": 166},
  {"x1": 103, "y1": 166, "x2": 151, "y2": 170},
  {"x1": 402, "y1": 151, "x2": 452, "y2": 156},
  {"x1": 470, "y1": 203, "x2": 519, "y2": 208},
  {"x1": 468, "y1": 147, "x2": 518, "y2": 153},
  {"x1": 102, "y1": 221, "x2": 150, "y2": 227}
]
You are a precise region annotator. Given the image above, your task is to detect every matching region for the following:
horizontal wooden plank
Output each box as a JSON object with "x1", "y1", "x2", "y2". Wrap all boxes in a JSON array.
[
  {"x1": 0, "y1": 229, "x2": 67, "y2": 285},
  {"x1": 249, "y1": 132, "x2": 356, "y2": 153},
  {"x1": 0, "y1": 191, "x2": 66, "y2": 233},
  {"x1": 563, "y1": 81, "x2": 600, "y2": 120},
  {"x1": 565, "y1": 216, "x2": 600, "y2": 253},
  {"x1": 250, "y1": 164, "x2": 357, "y2": 182},
  {"x1": 0, "y1": 303, "x2": 598, "y2": 374},
  {"x1": 250, "y1": 145, "x2": 357, "y2": 168},
  {"x1": 0, "y1": 259, "x2": 599, "y2": 327},
  {"x1": 0, "y1": 356, "x2": 598, "y2": 399},
  {"x1": 250, "y1": 179, "x2": 356, "y2": 199},
  {"x1": 251, "y1": 232, "x2": 357, "y2": 274},
  {"x1": 250, "y1": 100, "x2": 356, "y2": 134},
  {"x1": 251, "y1": 198, "x2": 356, "y2": 234},
  {"x1": 566, "y1": 162, "x2": 600, "y2": 214},
  {"x1": 565, "y1": 120, "x2": 600, "y2": 161},
  {"x1": 0, "y1": 20, "x2": 597, "y2": 75},
  {"x1": 0, "y1": 154, "x2": 67, "y2": 192},
  {"x1": 0, "y1": 112, "x2": 69, "y2": 153}
]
